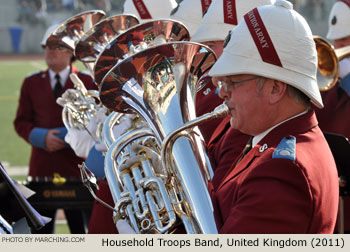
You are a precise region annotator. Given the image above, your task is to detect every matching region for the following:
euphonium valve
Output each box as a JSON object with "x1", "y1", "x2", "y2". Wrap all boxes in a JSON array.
[{"x1": 57, "y1": 73, "x2": 101, "y2": 135}]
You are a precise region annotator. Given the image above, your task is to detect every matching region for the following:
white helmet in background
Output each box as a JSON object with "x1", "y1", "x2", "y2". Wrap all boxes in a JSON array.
[
  {"x1": 123, "y1": 0, "x2": 178, "y2": 22},
  {"x1": 191, "y1": 0, "x2": 275, "y2": 42},
  {"x1": 170, "y1": 0, "x2": 212, "y2": 36},
  {"x1": 209, "y1": 0, "x2": 323, "y2": 108},
  {"x1": 40, "y1": 23, "x2": 59, "y2": 48},
  {"x1": 326, "y1": 0, "x2": 350, "y2": 40}
]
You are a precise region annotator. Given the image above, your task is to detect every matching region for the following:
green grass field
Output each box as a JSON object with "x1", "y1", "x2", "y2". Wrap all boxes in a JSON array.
[
  {"x1": 0, "y1": 58, "x2": 84, "y2": 167},
  {"x1": 0, "y1": 58, "x2": 47, "y2": 166}
]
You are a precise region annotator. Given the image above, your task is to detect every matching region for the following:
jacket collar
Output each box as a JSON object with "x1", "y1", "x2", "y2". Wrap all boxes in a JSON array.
[{"x1": 217, "y1": 109, "x2": 318, "y2": 191}]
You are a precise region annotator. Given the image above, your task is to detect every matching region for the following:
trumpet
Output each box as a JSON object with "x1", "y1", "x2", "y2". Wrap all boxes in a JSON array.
[{"x1": 314, "y1": 36, "x2": 350, "y2": 91}]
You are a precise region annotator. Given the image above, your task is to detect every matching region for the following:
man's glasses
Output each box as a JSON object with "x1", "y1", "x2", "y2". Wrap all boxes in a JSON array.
[{"x1": 217, "y1": 77, "x2": 260, "y2": 92}]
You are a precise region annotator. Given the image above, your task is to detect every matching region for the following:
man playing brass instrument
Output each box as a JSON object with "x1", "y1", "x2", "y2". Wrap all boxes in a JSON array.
[
  {"x1": 13, "y1": 24, "x2": 96, "y2": 234},
  {"x1": 208, "y1": 0, "x2": 338, "y2": 233},
  {"x1": 314, "y1": 0, "x2": 350, "y2": 233}
]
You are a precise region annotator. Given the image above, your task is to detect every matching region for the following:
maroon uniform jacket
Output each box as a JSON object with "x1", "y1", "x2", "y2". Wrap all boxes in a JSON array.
[
  {"x1": 314, "y1": 83, "x2": 350, "y2": 231},
  {"x1": 88, "y1": 180, "x2": 118, "y2": 234},
  {"x1": 206, "y1": 117, "x2": 251, "y2": 188},
  {"x1": 196, "y1": 74, "x2": 224, "y2": 143},
  {"x1": 14, "y1": 66, "x2": 96, "y2": 178},
  {"x1": 211, "y1": 110, "x2": 339, "y2": 233}
]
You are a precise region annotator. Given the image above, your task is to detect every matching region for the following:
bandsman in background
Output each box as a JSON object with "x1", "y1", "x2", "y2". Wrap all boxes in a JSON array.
[
  {"x1": 13, "y1": 24, "x2": 96, "y2": 234},
  {"x1": 314, "y1": 0, "x2": 350, "y2": 233},
  {"x1": 170, "y1": 0, "x2": 212, "y2": 36}
]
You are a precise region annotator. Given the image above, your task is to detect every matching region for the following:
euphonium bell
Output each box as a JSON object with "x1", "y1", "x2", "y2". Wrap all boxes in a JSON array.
[
  {"x1": 45, "y1": 10, "x2": 106, "y2": 52},
  {"x1": 75, "y1": 14, "x2": 140, "y2": 79},
  {"x1": 94, "y1": 19, "x2": 190, "y2": 86},
  {"x1": 314, "y1": 36, "x2": 350, "y2": 91},
  {"x1": 100, "y1": 41, "x2": 226, "y2": 233}
]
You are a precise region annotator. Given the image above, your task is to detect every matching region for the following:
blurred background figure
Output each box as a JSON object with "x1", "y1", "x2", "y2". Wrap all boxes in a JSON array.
[
  {"x1": 314, "y1": 0, "x2": 350, "y2": 233},
  {"x1": 13, "y1": 24, "x2": 96, "y2": 234},
  {"x1": 170, "y1": 0, "x2": 212, "y2": 36},
  {"x1": 123, "y1": 0, "x2": 178, "y2": 22}
]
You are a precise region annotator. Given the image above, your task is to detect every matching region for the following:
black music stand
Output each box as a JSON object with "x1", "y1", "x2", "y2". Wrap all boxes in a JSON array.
[
  {"x1": 0, "y1": 162, "x2": 49, "y2": 233},
  {"x1": 323, "y1": 132, "x2": 350, "y2": 234}
]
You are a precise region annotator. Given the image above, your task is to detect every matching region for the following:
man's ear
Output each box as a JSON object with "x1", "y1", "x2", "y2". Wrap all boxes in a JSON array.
[{"x1": 269, "y1": 80, "x2": 286, "y2": 104}]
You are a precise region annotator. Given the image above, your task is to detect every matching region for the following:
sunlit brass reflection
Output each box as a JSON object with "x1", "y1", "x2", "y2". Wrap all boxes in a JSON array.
[
  {"x1": 100, "y1": 41, "x2": 216, "y2": 137},
  {"x1": 46, "y1": 10, "x2": 106, "y2": 52},
  {"x1": 74, "y1": 14, "x2": 140, "y2": 78},
  {"x1": 94, "y1": 19, "x2": 190, "y2": 86}
]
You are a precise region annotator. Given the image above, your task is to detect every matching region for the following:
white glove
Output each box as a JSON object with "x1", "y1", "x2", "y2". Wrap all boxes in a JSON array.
[
  {"x1": 96, "y1": 106, "x2": 108, "y2": 124},
  {"x1": 86, "y1": 115, "x2": 98, "y2": 140},
  {"x1": 65, "y1": 127, "x2": 95, "y2": 158},
  {"x1": 116, "y1": 220, "x2": 136, "y2": 234},
  {"x1": 95, "y1": 113, "x2": 133, "y2": 152},
  {"x1": 339, "y1": 58, "x2": 350, "y2": 79},
  {"x1": 56, "y1": 89, "x2": 76, "y2": 107}
]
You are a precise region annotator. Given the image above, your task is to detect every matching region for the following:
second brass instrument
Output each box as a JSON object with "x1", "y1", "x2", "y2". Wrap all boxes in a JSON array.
[{"x1": 314, "y1": 36, "x2": 350, "y2": 91}]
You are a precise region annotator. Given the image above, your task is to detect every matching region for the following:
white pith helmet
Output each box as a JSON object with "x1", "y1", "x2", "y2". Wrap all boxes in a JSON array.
[
  {"x1": 170, "y1": 0, "x2": 212, "y2": 36},
  {"x1": 40, "y1": 23, "x2": 60, "y2": 47},
  {"x1": 123, "y1": 0, "x2": 178, "y2": 23},
  {"x1": 326, "y1": 0, "x2": 350, "y2": 40},
  {"x1": 208, "y1": 0, "x2": 323, "y2": 108},
  {"x1": 191, "y1": 0, "x2": 275, "y2": 42}
]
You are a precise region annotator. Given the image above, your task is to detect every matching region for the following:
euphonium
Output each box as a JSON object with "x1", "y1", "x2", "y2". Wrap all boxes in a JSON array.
[
  {"x1": 97, "y1": 19, "x2": 191, "y2": 149},
  {"x1": 76, "y1": 19, "x2": 188, "y2": 147},
  {"x1": 100, "y1": 41, "x2": 228, "y2": 233},
  {"x1": 314, "y1": 36, "x2": 350, "y2": 91}
]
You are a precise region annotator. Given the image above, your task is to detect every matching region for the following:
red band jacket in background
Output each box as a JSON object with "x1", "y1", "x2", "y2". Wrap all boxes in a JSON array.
[
  {"x1": 314, "y1": 83, "x2": 350, "y2": 231},
  {"x1": 195, "y1": 74, "x2": 224, "y2": 144},
  {"x1": 88, "y1": 180, "x2": 118, "y2": 234},
  {"x1": 211, "y1": 110, "x2": 339, "y2": 233},
  {"x1": 14, "y1": 66, "x2": 96, "y2": 178}
]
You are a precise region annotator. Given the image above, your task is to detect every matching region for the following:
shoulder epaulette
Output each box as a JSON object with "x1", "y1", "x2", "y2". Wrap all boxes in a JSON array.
[
  {"x1": 78, "y1": 70, "x2": 91, "y2": 76},
  {"x1": 272, "y1": 136, "x2": 296, "y2": 161},
  {"x1": 197, "y1": 73, "x2": 211, "y2": 92}
]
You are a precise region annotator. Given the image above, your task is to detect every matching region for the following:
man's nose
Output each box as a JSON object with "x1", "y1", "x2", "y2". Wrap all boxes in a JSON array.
[{"x1": 218, "y1": 86, "x2": 228, "y2": 99}]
